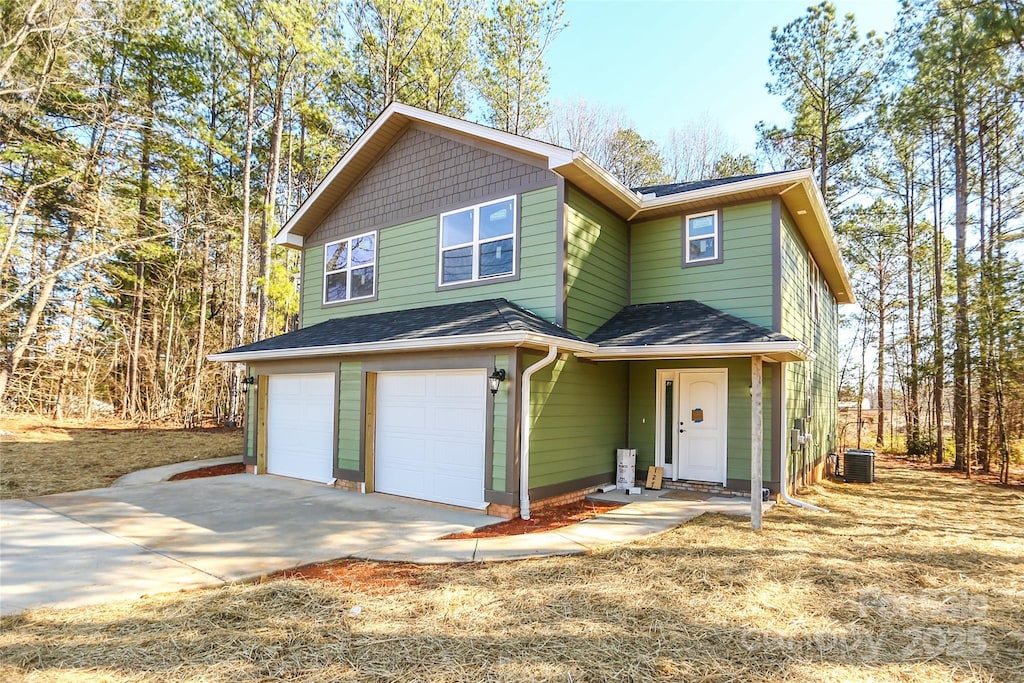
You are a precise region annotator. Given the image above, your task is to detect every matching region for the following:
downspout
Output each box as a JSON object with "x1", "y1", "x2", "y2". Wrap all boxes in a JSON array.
[
  {"x1": 779, "y1": 361, "x2": 828, "y2": 513},
  {"x1": 519, "y1": 345, "x2": 559, "y2": 520}
]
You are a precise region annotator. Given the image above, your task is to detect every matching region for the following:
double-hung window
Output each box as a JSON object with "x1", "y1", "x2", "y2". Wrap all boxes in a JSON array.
[
  {"x1": 323, "y1": 231, "x2": 377, "y2": 304},
  {"x1": 808, "y1": 257, "x2": 820, "y2": 321},
  {"x1": 684, "y1": 210, "x2": 720, "y2": 265},
  {"x1": 439, "y1": 196, "x2": 516, "y2": 286}
]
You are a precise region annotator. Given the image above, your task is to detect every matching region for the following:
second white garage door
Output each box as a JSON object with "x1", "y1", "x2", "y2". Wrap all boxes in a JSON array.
[
  {"x1": 374, "y1": 370, "x2": 487, "y2": 509},
  {"x1": 266, "y1": 373, "x2": 335, "y2": 483}
]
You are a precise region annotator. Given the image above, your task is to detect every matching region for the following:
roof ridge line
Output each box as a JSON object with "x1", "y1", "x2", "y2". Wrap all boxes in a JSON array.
[{"x1": 490, "y1": 298, "x2": 517, "y2": 331}]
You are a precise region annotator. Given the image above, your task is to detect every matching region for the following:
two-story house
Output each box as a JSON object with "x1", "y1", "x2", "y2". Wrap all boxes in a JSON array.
[{"x1": 211, "y1": 103, "x2": 853, "y2": 520}]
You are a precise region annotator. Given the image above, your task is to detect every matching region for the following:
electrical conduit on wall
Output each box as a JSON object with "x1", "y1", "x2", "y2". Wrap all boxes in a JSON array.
[
  {"x1": 519, "y1": 345, "x2": 559, "y2": 520},
  {"x1": 780, "y1": 361, "x2": 828, "y2": 513}
]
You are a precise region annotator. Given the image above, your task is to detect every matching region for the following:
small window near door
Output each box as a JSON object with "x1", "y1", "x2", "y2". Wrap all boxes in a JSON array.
[
  {"x1": 683, "y1": 210, "x2": 721, "y2": 266},
  {"x1": 808, "y1": 257, "x2": 820, "y2": 321}
]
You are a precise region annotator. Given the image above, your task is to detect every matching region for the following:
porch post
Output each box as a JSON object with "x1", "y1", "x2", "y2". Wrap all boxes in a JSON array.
[{"x1": 751, "y1": 354, "x2": 764, "y2": 530}]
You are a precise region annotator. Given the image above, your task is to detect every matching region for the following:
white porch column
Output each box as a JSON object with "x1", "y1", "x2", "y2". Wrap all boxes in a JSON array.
[{"x1": 751, "y1": 354, "x2": 764, "y2": 531}]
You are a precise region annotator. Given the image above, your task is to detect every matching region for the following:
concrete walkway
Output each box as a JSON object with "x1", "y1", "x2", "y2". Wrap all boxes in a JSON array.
[
  {"x1": 112, "y1": 455, "x2": 244, "y2": 487},
  {"x1": 1, "y1": 458, "x2": 769, "y2": 616}
]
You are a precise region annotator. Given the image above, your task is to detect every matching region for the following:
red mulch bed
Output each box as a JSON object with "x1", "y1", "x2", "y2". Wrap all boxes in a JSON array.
[
  {"x1": 168, "y1": 462, "x2": 246, "y2": 480},
  {"x1": 268, "y1": 560, "x2": 436, "y2": 594},
  {"x1": 266, "y1": 499, "x2": 623, "y2": 588},
  {"x1": 876, "y1": 451, "x2": 1023, "y2": 487},
  {"x1": 441, "y1": 499, "x2": 623, "y2": 539}
]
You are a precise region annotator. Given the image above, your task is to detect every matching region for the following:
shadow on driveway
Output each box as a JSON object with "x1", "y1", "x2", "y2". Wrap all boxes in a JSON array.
[{"x1": 0, "y1": 474, "x2": 502, "y2": 616}]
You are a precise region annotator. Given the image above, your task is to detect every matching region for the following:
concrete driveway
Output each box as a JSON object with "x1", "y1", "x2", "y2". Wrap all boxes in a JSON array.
[{"x1": 0, "y1": 474, "x2": 502, "y2": 616}]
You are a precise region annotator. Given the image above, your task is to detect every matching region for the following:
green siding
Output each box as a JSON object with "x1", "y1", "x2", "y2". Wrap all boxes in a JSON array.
[
  {"x1": 491, "y1": 354, "x2": 509, "y2": 491},
  {"x1": 244, "y1": 378, "x2": 257, "y2": 459},
  {"x1": 565, "y1": 186, "x2": 629, "y2": 337},
  {"x1": 627, "y1": 359, "x2": 773, "y2": 482},
  {"x1": 779, "y1": 215, "x2": 808, "y2": 341},
  {"x1": 630, "y1": 201, "x2": 774, "y2": 327},
  {"x1": 526, "y1": 353, "x2": 628, "y2": 489},
  {"x1": 338, "y1": 362, "x2": 362, "y2": 471},
  {"x1": 780, "y1": 213, "x2": 841, "y2": 486},
  {"x1": 301, "y1": 186, "x2": 559, "y2": 327}
]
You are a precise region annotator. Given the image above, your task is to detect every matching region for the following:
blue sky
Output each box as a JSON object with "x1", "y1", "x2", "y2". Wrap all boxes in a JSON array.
[{"x1": 545, "y1": 0, "x2": 900, "y2": 154}]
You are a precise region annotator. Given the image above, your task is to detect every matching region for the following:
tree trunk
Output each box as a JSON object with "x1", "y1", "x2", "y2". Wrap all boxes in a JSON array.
[
  {"x1": 875, "y1": 279, "x2": 885, "y2": 450},
  {"x1": 904, "y1": 168, "x2": 920, "y2": 451},
  {"x1": 952, "y1": 99, "x2": 969, "y2": 472},
  {"x1": 929, "y1": 122, "x2": 945, "y2": 464},
  {"x1": 257, "y1": 61, "x2": 286, "y2": 341},
  {"x1": 230, "y1": 57, "x2": 257, "y2": 425}
]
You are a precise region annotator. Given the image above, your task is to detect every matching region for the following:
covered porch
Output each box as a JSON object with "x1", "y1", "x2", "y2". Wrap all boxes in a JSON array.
[{"x1": 577, "y1": 301, "x2": 812, "y2": 528}]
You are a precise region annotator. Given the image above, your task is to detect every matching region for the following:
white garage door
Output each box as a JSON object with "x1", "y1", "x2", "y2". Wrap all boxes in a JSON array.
[
  {"x1": 267, "y1": 373, "x2": 335, "y2": 482},
  {"x1": 375, "y1": 370, "x2": 486, "y2": 509}
]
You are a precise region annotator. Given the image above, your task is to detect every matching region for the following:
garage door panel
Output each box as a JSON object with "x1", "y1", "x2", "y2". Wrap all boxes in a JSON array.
[
  {"x1": 435, "y1": 373, "x2": 482, "y2": 398},
  {"x1": 267, "y1": 374, "x2": 335, "y2": 483},
  {"x1": 434, "y1": 406, "x2": 484, "y2": 433},
  {"x1": 375, "y1": 370, "x2": 486, "y2": 509},
  {"x1": 433, "y1": 438, "x2": 483, "y2": 468},
  {"x1": 377, "y1": 404, "x2": 427, "y2": 431}
]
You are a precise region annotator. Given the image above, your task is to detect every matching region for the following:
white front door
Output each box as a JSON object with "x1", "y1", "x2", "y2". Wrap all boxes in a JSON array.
[
  {"x1": 374, "y1": 370, "x2": 487, "y2": 509},
  {"x1": 656, "y1": 369, "x2": 728, "y2": 484}
]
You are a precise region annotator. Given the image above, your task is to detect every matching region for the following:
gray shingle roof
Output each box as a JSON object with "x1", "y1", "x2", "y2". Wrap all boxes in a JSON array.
[
  {"x1": 586, "y1": 300, "x2": 794, "y2": 347},
  {"x1": 218, "y1": 299, "x2": 582, "y2": 355},
  {"x1": 632, "y1": 170, "x2": 796, "y2": 197}
]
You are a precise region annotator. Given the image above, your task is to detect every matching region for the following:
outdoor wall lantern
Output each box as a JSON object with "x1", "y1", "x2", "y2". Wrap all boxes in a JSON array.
[
  {"x1": 488, "y1": 368, "x2": 506, "y2": 395},
  {"x1": 241, "y1": 375, "x2": 256, "y2": 393}
]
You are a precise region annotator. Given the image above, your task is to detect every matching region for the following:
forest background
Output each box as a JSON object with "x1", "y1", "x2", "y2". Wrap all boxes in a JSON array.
[{"x1": 2, "y1": 0, "x2": 1022, "y2": 481}]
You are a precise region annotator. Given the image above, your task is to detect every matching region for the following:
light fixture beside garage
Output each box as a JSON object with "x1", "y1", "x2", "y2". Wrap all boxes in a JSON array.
[
  {"x1": 241, "y1": 375, "x2": 256, "y2": 393},
  {"x1": 488, "y1": 368, "x2": 506, "y2": 395}
]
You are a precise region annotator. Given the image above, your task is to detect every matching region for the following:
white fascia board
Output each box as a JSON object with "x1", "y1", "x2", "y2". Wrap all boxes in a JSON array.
[
  {"x1": 276, "y1": 108, "x2": 394, "y2": 243},
  {"x1": 637, "y1": 169, "x2": 811, "y2": 212},
  {"x1": 275, "y1": 232, "x2": 303, "y2": 248},
  {"x1": 803, "y1": 177, "x2": 855, "y2": 301},
  {"x1": 576, "y1": 341, "x2": 813, "y2": 362},
  {"x1": 562, "y1": 154, "x2": 643, "y2": 218},
  {"x1": 207, "y1": 331, "x2": 595, "y2": 363}
]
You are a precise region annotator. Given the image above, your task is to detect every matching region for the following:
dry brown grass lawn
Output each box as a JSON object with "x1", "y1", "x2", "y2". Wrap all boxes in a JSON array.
[
  {"x1": 1, "y1": 454, "x2": 1021, "y2": 681},
  {"x1": 0, "y1": 416, "x2": 242, "y2": 499}
]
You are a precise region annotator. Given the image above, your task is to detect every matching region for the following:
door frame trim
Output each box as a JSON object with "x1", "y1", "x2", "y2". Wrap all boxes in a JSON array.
[{"x1": 655, "y1": 367, "x2": 728, "y2": 486}]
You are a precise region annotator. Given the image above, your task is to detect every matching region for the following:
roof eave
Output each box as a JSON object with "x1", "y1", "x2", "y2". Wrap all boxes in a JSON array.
[
  {"x1": 777, "y1": 176, "x2": 855, "y2": 304},
  {"x1": 551, "y1": 155, "x2": 643, "y2": 220},
  {"x1": 635, "y1": 169, "x2": 811, "y2": 213},
  {"x1": 576, "y1": 341, "x2": 813, "y2": 363},
  {"x1": 208, "y1": 331, "x2": 594, "y2": 363}
]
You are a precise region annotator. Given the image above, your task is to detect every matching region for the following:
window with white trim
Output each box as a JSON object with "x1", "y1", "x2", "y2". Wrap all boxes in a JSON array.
[
  {"x1": 323, "y1": 232, "x2": 377, "y2": 304},
  {"x1": 684, "y1": 210, "x2": 720, "y2": 264},
  {"x1": 439, "y1": 196, "x2": 516, "y2": 286},
  {"x1": 808, "y1": 257, "x2": 820, "y2": 321}
]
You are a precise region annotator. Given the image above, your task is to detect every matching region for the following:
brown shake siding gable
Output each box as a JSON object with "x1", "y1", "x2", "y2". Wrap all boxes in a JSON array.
[{"x1": 306, "y1": 126, "x2": 555, "y2": 247}]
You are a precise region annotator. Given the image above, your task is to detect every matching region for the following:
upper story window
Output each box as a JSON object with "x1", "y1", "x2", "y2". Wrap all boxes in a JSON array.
[
  {"x1": 439, "y1": 196, "x2": 517, "y2": 286},
  {"x1": 808, "y1": 257, "x2": 820, "y2": 321},
  {"x1": 324, "y1": 231, "x2": 377, "y2": 304},
  {"x1": 684, "y1": 210, "x2": 720, "y2": 265}
]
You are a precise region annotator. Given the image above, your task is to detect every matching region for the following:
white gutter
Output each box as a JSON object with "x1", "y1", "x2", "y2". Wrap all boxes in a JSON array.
[
  {"x1": 577, "y1": 341, "x2": 813, "y2": 362},
  {"x1": 778, "y1": 361, "x2": 828, "y2": 513},
  {"x1": 208, "y1": 332, "x2": 595, "y2": 363},
  {"x1": 519, "y1": 345, "x2": 559, "y2": 520}
]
